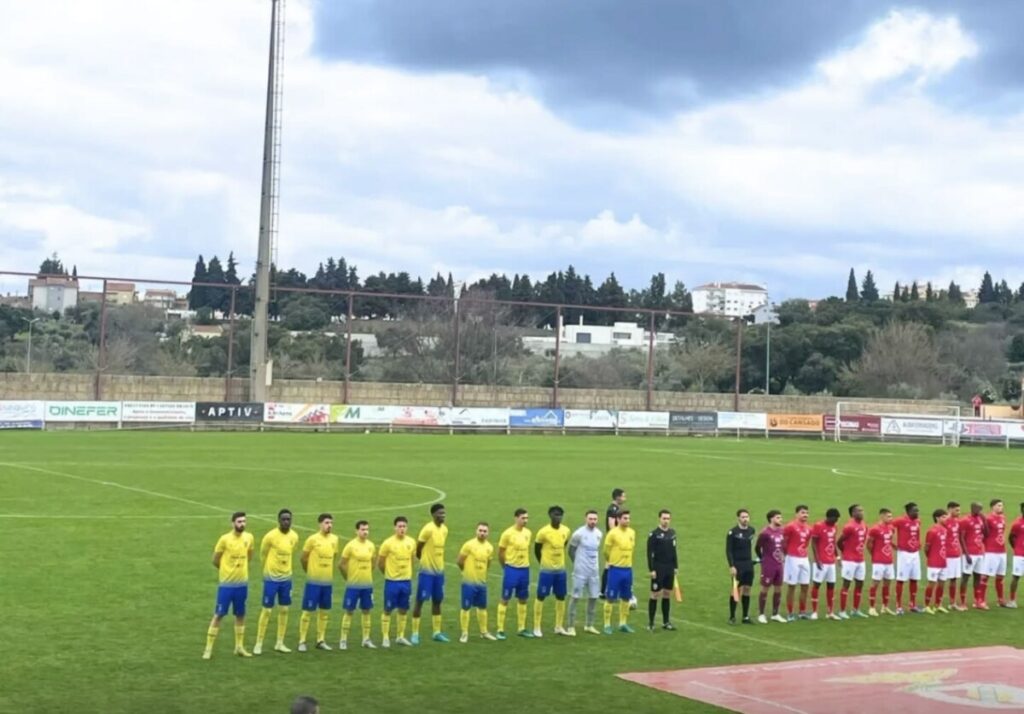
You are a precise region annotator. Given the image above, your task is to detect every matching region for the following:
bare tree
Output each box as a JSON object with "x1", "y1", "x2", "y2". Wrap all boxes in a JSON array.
[
  {"x1": 673, "y1": 337, "x2": 734, "y2": 392},
  {"x1": 843, "y1": 321, "x2": 948, "y2": 398}
]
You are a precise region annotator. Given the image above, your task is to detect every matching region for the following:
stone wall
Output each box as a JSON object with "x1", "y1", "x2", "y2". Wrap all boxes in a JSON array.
[{"x1": 0, "y1": 372, "x2": 961, "y2": 415}]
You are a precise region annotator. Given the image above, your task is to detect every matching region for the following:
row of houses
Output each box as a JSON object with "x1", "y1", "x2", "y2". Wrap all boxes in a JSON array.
[{"x1": 22, "y1": 276, "x2": 183, "y2": 313}]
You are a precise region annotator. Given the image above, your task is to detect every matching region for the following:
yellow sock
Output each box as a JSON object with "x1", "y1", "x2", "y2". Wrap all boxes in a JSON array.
[
  {"x1": 516, "y1": 602, "x2": 527, "y2": 631},
  {"x1": 412, "y1": 616, "x2": 421, "y2": 636},
  {"x1": 276, "y1": 608, "x2": 289, "y2": 644},
  {"x1": 316, "y1": 611, "x2": 328, "y2": 642},
  {"x1": 397, "y1": 613, "x2": 408, "y2": 638},
  {"x1": 257, "y1": 608, "x2": 272, "y2": 646},
  {"x1": 234, "y1": 624, "x2": 245, "y2": 649},
  {"x1": 619, "y1": 600, "x2": 630, "y2": 626},
  {"x1": 497, "y1": 603, "x2": 508, "y2": 631},
  {"x1": 361, "y1": 612, "x2": 371, "y2": 641},
  {"x1": 476, "y1": 608, "x2": 489, "y2": 634},
  {"x1": 299, "y1": 612, "x2": 311, "y2": 643},
  {"x1": 460, "y1": 609, "x2": 470, "y2": 635},
  {"x1": 604, "y1": 602, "x2": 613, "y2": 627},
  {"x1": 534, "y1": 600, "x2": 544, "y2": 630},
  {"x1": 432, "y1": 614, "x2": 442, "y2": 634},
  {"x1": 381, "y1": 613, "x2": 392, "y2": 640},
  {"x1": 204, "y1": 625, "x2": 219, "y2": 652},
  {"x1": 341, "y1": 613, "x2": 352, "y2": 641},
  {"x1": 555, "y1": 600, "x2": 566, "y2": 630}
]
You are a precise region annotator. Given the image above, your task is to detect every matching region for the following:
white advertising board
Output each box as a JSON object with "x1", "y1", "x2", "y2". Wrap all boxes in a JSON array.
[
  {"x1": 0, "y1": 400, "x2": 44, "y2": 429},
  {"x1": 882, "y1": 417, "x2": 943, "y2": 437},
  {"x1": 45, "y1": 401, "x2": 121, "y2": 423},
  {"x1": 718, "y1": 411, "x2": 768, "y2": 430},
  {"x1": 563, "y1": 409, "x2": 617, "y2": 428},
  {"x1": 391, "y1": 406, "x2": 442, "y2": 426},
  {"x1": 264, "y1": 403, "x2": 330, "y2": 424},
  {"x1": 121, "y1": 401, "x2": 195, "y2": 423},
  {"x1": 616, "y1": 411, "x2": 669, "y2": 429},
  {"x1": 438, "y1": 407, "x2": 509, "y2": 427}
]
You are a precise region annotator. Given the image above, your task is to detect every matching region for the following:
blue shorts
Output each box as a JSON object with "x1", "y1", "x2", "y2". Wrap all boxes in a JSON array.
[
  {"x1": 261, "y1": 579, "x2": 293, "y2": 608},
  {"x1": 214, "y1": 584, "x2": 248, "y2": 617},
  {"x1": 502, "y1": 565, "x2": 530, "y2": 601},
  {"x1": 383, "y1": 580, "x2": 411, "y2": 612},
  {"x1": 302, "y1": 583, "x2": 333, "y2": 611},
  {"x1": 537, "y1": 570, "x2": 567, "y2": 599},
  {"x1": 606, "y1": 566, "x2": 633, "y2": 602},
  {"x1": 417, "y1": 572, "x2": 445, "y2": 603},
  {"x1": 343, "y1": 587, "x2": 374, "y2": 612},
  {"x1": 461, "y1": 583, "x2": 488, "y2": 610}
]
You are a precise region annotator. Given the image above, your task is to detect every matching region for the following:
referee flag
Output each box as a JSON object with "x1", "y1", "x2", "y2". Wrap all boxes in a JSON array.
[
  {"x1": 731, "y1": 577, "x2": 740, "y2": 603},
  {"x1": 673, "y1": 575, "x2": 683, "y2": 603}
]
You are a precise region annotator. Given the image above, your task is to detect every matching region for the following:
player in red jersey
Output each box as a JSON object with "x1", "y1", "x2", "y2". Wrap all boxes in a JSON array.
[
  {"x1": 837, "y1": 504, "x2": 868, "y2": 619},
  {"x1": 891, "y1": 502, "x2": 924, "y2": 614},
  {"x1": 809, "y1": 508, "x2": 840, "y2": 620},
  {"x1": 866, "y1": 508, "x2": 896, "y2": 616},
  {"x1": 960, "y1": 501, "x2": 986, "y2": 608},
  {"x1": 782, "y1": 505, "x2": 812, "y2": 621},
  {"x1": 979, "y1": 499, "x2": 1008, "y2": 608},
  {"x1": 924, "y1": 509, "x2": 950, "y2": 614},
  {"x1": 1009, "y1": 502, "x2": 1024, "y2": 608},
  {"x1": 942, "y1": 501, "x2": 966, "y2": 611}
]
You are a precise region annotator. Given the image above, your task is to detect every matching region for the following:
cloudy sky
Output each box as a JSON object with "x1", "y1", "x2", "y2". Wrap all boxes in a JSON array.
[{"x1": 2, "y1": 0, "x2": 1023, "y2": 300}]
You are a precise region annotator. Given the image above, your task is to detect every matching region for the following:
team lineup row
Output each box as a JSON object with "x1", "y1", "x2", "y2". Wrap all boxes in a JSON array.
[
  {"x1": 724, "y1": 499, "x2": 1024, "y2": 625},
  {"x1": 202, "y1": 489, "x2": 679, "y2": 658}
]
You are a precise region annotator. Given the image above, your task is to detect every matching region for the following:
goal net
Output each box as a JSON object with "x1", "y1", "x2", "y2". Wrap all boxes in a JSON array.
[{"x1": 833, "y1": 401, "x2": 961, "y2": 446}]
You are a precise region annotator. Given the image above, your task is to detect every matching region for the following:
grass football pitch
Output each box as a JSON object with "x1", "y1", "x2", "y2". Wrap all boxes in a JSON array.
[{"x1": 2, "y1": 431, "x2": 1021, "y2": 713}]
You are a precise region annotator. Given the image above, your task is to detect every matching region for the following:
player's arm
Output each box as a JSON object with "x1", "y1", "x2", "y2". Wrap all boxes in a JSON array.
[
  {"x1": 646, "y1": 531, "x2": 657, "y2": 575},
  {"x1": 457, "y1": 542, "x2": 469, "y2": 571},
  {"x1": 533, "y1": 534, "x2": 543, "y2": 564},
  {"x1": 568, "y1": 531, "x2": 580, "y2": 562},
  {"x1": 725, "y1": 530, "x2": 736, "y2": 575},
  {"x1": 300, "y1": 540, "x2": 311, "y2": 573},
  {"x1": 836, "y1": 528, "x2": 846, "y2": 556},
  {"x1": 959, "y1": 525, "x2": 970, "y2": 562},
  {"x1": 603, "y1": 531, "x2": 613, "y2": 562},
  {"x1": 754, "y1": 532, "x2": 764, "y2": 562},
  {"x1": 212, "y1": 537, "x2": 225, "y2": 569},
  {"x1": 810, "y1": 534, "x2": 820, "y2": 567},
  {"x1": 338, "y1": 546, "x2": 350, "y2": 579},
  {"x1": 376, "y1": 542, "x2": 388, "y2": 574},
  {"x1": 260, "y1": 532, "x2": 272, "y2": 564},
  {"x1": 672, "y1": 531, "x2": 679, "y2": 571}
]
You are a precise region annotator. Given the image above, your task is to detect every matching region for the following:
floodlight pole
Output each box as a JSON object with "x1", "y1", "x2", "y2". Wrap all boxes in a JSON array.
[
  {"x1": 765, "y1": 321, "x2": 771, "y2": 394},
  {"x1": 645, "y1": 311, "x2": 655, "y2": 410},
  {"x1": 22, "y1": 317, "x2": 40, "y2": 374},
  {"x1": 733, "y1": 318, "x2": 743, "y2": 411}
]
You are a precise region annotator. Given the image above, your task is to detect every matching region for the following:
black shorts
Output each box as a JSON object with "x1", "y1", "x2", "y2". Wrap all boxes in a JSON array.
[
  {"x1": 650, "y1": 567, "x2": 675, "y2": 593},
  {"x1": 735, "y1": 563, "x2": 755, "y2": 588}
]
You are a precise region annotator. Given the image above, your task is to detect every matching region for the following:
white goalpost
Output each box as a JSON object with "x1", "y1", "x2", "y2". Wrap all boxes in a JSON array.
[{"x1": 834, "y1": 401, "x2": 962, "y2": 446}]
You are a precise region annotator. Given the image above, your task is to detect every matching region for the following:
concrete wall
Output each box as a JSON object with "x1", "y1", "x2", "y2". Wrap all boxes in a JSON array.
[{"x1": 0, "y1": 372, "x2": 961, "y2": 415}]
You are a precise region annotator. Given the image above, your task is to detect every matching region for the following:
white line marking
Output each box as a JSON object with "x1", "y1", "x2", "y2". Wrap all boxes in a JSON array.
[
  {"x1": 688, "y1": 681, "x2": 811, "y2": 714},
  {"x1": 681, "y1": 620, "x2": 822, "y2": 658},
  {"x1": 985, "y1": 466, "x2": 1024, "y2": 472}
]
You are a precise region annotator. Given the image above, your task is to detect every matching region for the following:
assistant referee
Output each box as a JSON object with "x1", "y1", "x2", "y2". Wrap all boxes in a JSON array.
[
  {"x1": 726, "y1": 509, "x2": 755, "y2": 624},
  {"x1": 646, "y1": 509, "x2": 678, "y2": 631}
]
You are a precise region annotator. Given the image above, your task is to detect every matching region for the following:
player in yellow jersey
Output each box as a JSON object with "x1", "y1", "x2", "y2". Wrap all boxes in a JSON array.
[
  {"x1": 412, "y1": 503, "x2": 449, "y2": 644},
  {"x1": 339, "y1": 520, "x2": 377, "y2": 650},
  {"x1": 603, "y1": 509, "x2": 636, "y2": 634},
  {"x1": 497, "y1": 508, "x2": 533, "y2": 640},
  {"x1": 203, "y1": 511, "x2": 254, "y2": 659},
  {"x1": 534, "y1": 505, "x2": 572, "y2": 637},
  {"x1": 457, "y1": 522, "x2": 499, "y2": 643},
  {"x1": 297, "y1": 513, "x2": 339, "y2": 652},
  {"x1": 254, "y1": 509, "x2": 299, "y2": 655},
  {"x1": 378, "y1": 515, "x2": 416, "y2": 648}
]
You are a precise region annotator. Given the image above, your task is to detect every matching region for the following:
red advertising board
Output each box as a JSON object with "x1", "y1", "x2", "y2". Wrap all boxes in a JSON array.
[{"x1": 823, "y1": 414, "x2": 881, "y2": 434}]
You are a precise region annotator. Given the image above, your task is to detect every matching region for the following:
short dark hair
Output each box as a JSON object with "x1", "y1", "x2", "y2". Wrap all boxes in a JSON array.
[
  {"x1": 932, "y1": 508, "x2": 946, "y2": 522},
  {"x1": 848, "y1": 504, "x2": 860, "y2": 516},
  {"x1": 231, "y1": 511, "x2": 246, "y2": 521},
  {"x1": 619, "y1": 509, "x2": 631, "y2": 517},
  {"x1": 393, "y1": 516, "x2": 408, "y2": 525},
  {"x1": 766, "y1": 509, "x2": 781, "y2": 521},
  {"x1": 659, "y1": 509, "x2": 671, "y2": 517},
  {"x1": 795, "y1": 504, "x2": 808, "y2": 513},
  {"x1": 736, "y1": 508, "x2": 749, "y2": 517},
  {"x1": 277, "y1": 508, "x2": 292, "y2": 519},
  {"x1": 430, "y1": 503, "x2": 445, "y2": 515},
  {"x1": 879, "y1": 508, "x2": 891, "y2": 515},
  {"x1": 586, "y1": 509, "x2": 598, "y2": 517},
  {"x1": 477, "y1": 521, "x2": 489, "y2": 528},
  {"x1": 904, "y1": 502, "x2": 917, "y2": 514},
  {"x1": 514, "y1": 507, "x2": 528, "y2": 517},
  {"x1": 947, "y1": 501, "x2": 960, "y2": 509},
  {"x1": 355, "y1": 520, "x2": 369, "y2": 530},
  {"x1": 317, "y1": 513, "x2": 333, "y2": 523},
  {"x1": 990, "y1": 498, "x2": 1003, "y2": 508},
  {"x1": 826, "y1": 508, "x2": 841, "y2": 520},
  {"x1": 548, "y1": 505, "x2": 564, "y2": 516},
  {"x1": 290, "y1": 695, "x2": 319, "y2": 714},
  {"x1": 612, "y1": 488, "x2": 625, "y2": 500}
]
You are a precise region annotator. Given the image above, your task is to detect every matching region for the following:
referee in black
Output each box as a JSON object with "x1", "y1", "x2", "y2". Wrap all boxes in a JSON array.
[
  {"x1": 646, "y1": 509, "x2": 678, "y2": 630},
  {"x1": 726, "y1": 508, "x2": 756, "y2": 624}
]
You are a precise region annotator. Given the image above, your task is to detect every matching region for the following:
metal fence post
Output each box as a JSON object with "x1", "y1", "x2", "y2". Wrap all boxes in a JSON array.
[
  {"x1": 224, "y1": 287, "x2": 237, "y2": 401},
  {"x1": 733, "y1": 318, "x2": 743, "y2": 412},
  {"x1": 95, "y1": 280, "x2": 108, "y2": 400},
  {"x1": 646, "y1": 311, "x2": 655, "y2": 411},
  {"x1": 343, "y1": 293, "x2": 354, "y2": 404},
  {"x1": 552, "y1": 306, "x2": 562, "y2": 408},
  {"x1": 451, "y1": 296, "x2": 461, "y2": 406}
]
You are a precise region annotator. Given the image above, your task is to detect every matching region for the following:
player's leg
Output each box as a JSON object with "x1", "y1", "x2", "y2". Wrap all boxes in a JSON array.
[
  {"x1": 617, "y1": 570, "x2": 634, "y2": 632},
  {"x1": 411, "y1": 574, "x2": 426, "y2": 644},
  {"x1": 824, "y1": 567, "x2": 837, "y2": 618},
  {"x1": 394, "y1": 580, "x2": 411, "y2": 646},
  {"x1": 757, "y1": 572, "x2": 770, "y2": 623},
  {"x1": 553, "y1": 573, "x2": 568, "y2": 634},
  {"x1": 535, "y1": 571, "x2": 551, "y2": 637},
  {"x1": 1010, "y1": 557, "x2": 1023, "y2": 606},
  {"x1": 648, "y1": 573, "x2": 660, "y2": 630},
  {"x1": 360, "y1": 589, "x2": 375, "y2": 647},
  {"x1": 256, "y1": 579, "x2": 275, "y2": 655},
  {"x1": 476, "y1": 586, "x2": 493, "y2": 638},
  {"x1": 995, "y1": 556, "x2": 1008, "y2": 606},
  {"x1": 315, "y1": 587, "x2": 332, "y2": 649},
  {"x1": 771, "y1": 579, "x2": 784, "y2": 621},
  {"x1": 566, "y1": 577, "x2": 582, "y2": 634},
  {"x1": 908, "y1": 556, "x2": 921, "y2": 612},
  {"x1": 232, "y1": 587, "x2": 251, "y2": 656},
  {"x1": 924, "y1": 572, "x2": 936, "y2": 613},
  {"x1": 340, "y1": 588, "x2": 356, "y2": 649},
  {"x1": 604, "y1": 568, "x2": 621, "y2": 633},
  {"x1": 585, "y1": 575, "x2": 601, "y2": 633},
  {"x1": 660, "y1": 581, "x2": 674, "y2": 629},
  {"x1": 810, "y1": 565, "x2": 822, "y2": 617},
  {"x1": 297, "y1": 584, "x2": 316, "y2": 652},
  {"x1": 430, "y1": 575, "x2": 448, "y2": 642},
  {"x1": 203, "y1": 590, "x2": 227, "y2": 660},
  {"x1": 497, "y1": 567, "x2": 512, "y2": 638}
]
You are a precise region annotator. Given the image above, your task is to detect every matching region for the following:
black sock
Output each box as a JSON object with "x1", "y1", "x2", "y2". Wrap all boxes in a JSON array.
[
  {"x1": 742, "y1": 595, "x2": 751, "y2": 618},
  {"x1": 661, "y1": 597, "x2": 671, "y2": 624},
  {"x1": 648, "y1": 599, "x2": 657, "y2": 626},
  {"x1": 600, "y1": 570, "x2": 608, "y2": 597},
  {"x1": 729, "y1": 597, "x2": 737, "y2": 618}
]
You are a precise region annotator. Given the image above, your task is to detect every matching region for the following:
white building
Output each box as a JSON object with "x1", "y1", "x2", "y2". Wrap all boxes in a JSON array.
[
  {"x1": 28, "y1": 276, "x2": 78, "y2": 313},
  {"x1": 521, "y1": 318, "x2": 675, "y2": 356},
  {"x1": 143, "y1": 288, "x2": 178, "y2": 310},
  {"x1": 692, "y1": 282, "x2": 768, "y2": 318}
]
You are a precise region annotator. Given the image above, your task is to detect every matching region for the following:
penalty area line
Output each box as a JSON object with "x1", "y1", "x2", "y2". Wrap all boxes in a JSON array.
[{"x1": 681, "y1": 620, "x2": 823, "y2": 658}]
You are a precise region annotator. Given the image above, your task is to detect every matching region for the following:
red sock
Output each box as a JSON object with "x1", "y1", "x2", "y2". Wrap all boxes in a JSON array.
[
  {"x1": 948, "y1": 580, "x2": 958, "y2": 605},
  {"x1": 799, "y1": 590, "x2": 808, "y2": 612},
  {"x1": 787, "y1": 590, "x2": 794, "y2": 614},
  {"x1": 853, "y1": 587, "x2": 862, "y2": 610},
  {"x1": 882, "y1": 582, "x2": 891, "y2": 607},
  {"x1": 909, "y1": 580, "x2": 918, "y2": 605},
  {"x1": 826, "y1": 584, "x2": 835, "y2": 613},
  {"x1": 925, "y1": 583, "x2": 934, "y2": 605},
  {"x1": 895, "y1": 581, "x2": 904, "y2": 607},
  {"x1": 869, "y1": 584, "x2": 878, "y2": 607},
  {"x1": 840, "y1": 588, "x2": 849, "y2": 611},
  {"x1": 959, "y1": 580, "x2": 969, "y2": 606},
  {"x1": 810, "y1": 585, "x2": 820, "y2": 611},
  {"x1": 978, "y1": 575, "x2": 989, "y2": 604},
  {"x1": 995, "y1": 576, "x2": 1005, "y2": 603}
]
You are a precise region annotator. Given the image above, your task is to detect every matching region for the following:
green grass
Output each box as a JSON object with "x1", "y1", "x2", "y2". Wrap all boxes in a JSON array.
[{"x1": 1, "y1": 432, "x2": 1022, "y2": 713}]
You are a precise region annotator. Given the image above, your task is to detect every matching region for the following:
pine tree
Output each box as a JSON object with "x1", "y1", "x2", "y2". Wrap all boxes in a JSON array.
[
  {"x1": 1017, "y1": 282, "x2": 1024, "y2": 303},
  {"x1": 997, "y1": 279, "x2": 1012, "y2": 304},
  {"x1": 71, "y1": 265, "x2": 78, "y2": 279},
  {"x1": 206, "y1": 256, "x2": 226, "y2": 312},
  {"x1": 892, "y1": 281, "x2": 901, "y2": 302},
  {"x1": 860, "y1": 271, "x2": 879, "y2": 301},
  {"x1": 38, "y1": 252, "x2": 67, "y2": 276},
  {"x1": 901, "y1": 286, "x2": 910, "y2": 302},
  {"x1": 925, "y1": 282, "x2": 934, "y2": 302},
  {"x1": 947, "y1": 281, "x2": 964, "y2": 305},
  {"x1": 909, "y1": 281, "x2": 920, "y2": 301},
  {"x1": 845, "y1": 268, "x2": 859, "y2": 302},
  {"x1": 222, "y1": 252, "x2": 240, "y2": 313},
  {"x1": 979, "y1": 271, "x2": 997, "y2": 303},
  {"x1": 188, "y1": 255, "x2": 208, "y2": 310}
]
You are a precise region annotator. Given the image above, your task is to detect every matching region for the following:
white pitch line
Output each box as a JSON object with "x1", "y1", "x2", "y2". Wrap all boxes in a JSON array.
[
  {"x1": 681, "y1": 620, "x2": 823, "y2": 658},
  {"x1": 688, "y1": 681, "x2": 812, "y2": 714}
]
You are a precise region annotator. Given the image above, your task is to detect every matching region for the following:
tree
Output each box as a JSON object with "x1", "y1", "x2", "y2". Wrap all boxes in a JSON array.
[
  {"x1": 845, "y1": 269, "x2": 859, "y2": 302},
  {"x1": 892, "y1": 281, "x2": 901, "y2": 302},
  {"x1": 281, "y1": 295, "x2": 330, "y2": 331},
  {"x1": 671, "y1": 336, "x2": 734, "y2": 392},
  {"x1": 188, "y1": 255, "x2": 208, "y2": 310},
  {"x1": 205, "y1": 256, "x2": 226, "y2": 313},
  {"x1": 925, "y1": 282, "x2": 934, "y2": 302},
  {"x1": 979, "y1": 271, "x2": 997, "y2": 304},
  {"x1": 1009, "y1": 334, "x2": 1024, "y2": 363},
  {"x1": 900, "y1": 286, "x2": 910, "y2": 302},
  {"x1": 860, "y1": 271, "x2": 880, "y2": 302},
  {"x1": 947, "y1": 281, "x2": 964, "y2": 305},
  {"x1": 996, "y1": 279, "x2": 1013, "y2": 305},
  {"x1": 842, "y1": 321, "x2": 948, "y2": 398},
  {"x1": 909, "y1": 281, "x2": 920, "y2": 302},
  {"x1": 38, "y1": 253, "x2": 68, "y2": 276},
  {"x1": 221, "y1": 252, "x2": 240, "y2": 314},
  {"x1": 1017, "y1": 282, "x2": 1024, "y2": 303},
  {"x1": 594, "y1": 273, "x2": 627, "y2": 325}
]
